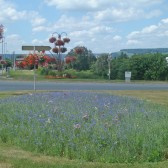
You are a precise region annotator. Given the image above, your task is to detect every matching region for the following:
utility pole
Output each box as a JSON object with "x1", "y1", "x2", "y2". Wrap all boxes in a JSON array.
[{"x1": 107, "y1": 54, "x2": 112, "y2": 80}]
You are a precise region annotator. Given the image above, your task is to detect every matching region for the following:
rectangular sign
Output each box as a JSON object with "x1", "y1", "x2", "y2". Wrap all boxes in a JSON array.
[
  {"x1": 22, "y1": 46, "x2": 51, "y2": 51},
  {"x1": 125, "y1": 71, "x2": 131, "y2": 78},
  {"x1": 35, "y1": 46, "x2": 51, "y2": 51},
  {"x1": 22, "y1": 46, "x2": 34, "y2": 50}
]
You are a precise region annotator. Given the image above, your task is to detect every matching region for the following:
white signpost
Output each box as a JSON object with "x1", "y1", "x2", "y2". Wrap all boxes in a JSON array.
[
  {"x1": 166, "y1": 57, "x2": 168, "y2": 63},
  {"x1": 125, "y1": 71, "x2": 131, "y2": 82},
  {"x1": 22, "y1": 46, "x2": 51, "y2": 91},
  {"x1": 22, "y1": 46, "x2": 51, "y2": 51}
]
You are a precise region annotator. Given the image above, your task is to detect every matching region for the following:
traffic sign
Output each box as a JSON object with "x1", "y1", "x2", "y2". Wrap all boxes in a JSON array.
[
  {"x1": 22, "y1": 46, "x2": 51, "y2": 51},
  {"x1": 35, "y1": 46, "x2": 51, "y2": 51},
  {"x1": 22, "y1": 46, "x2": 34, "y2": 50}
]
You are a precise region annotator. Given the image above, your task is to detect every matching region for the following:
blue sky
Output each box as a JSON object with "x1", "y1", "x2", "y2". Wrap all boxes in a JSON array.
[{"x1": 0, "y1": 0, "x2": 168, "y2": 54}]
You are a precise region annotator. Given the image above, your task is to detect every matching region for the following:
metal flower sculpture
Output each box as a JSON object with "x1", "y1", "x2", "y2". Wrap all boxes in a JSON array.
[{"x1": 49, "y1": 32, "x2": 70, "y2": 71}]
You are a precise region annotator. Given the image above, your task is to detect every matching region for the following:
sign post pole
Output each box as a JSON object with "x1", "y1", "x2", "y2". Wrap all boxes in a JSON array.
[{"x1": 33, "y1": 46, "x2": 36, "y2": 91}]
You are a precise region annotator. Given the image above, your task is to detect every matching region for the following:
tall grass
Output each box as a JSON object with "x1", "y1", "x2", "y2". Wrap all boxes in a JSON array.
[{"x1": 0, "y1": 91, "x2": 168, "y2": 163}]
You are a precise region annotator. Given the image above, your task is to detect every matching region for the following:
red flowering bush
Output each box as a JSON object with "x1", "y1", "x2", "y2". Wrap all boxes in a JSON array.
[
  {"x1": 24, "y1": 54, "x2": 39, "y2": 67},
  {"x1": 75, "y1": 47, "x2": 83, "y2": 54},
  {"x1": 39, "y1": 55, "x2": 56, "y2": 67},
  {"x1": 65, "y1": 56, "x2": 76, "y2": 64},
  {"x1": 15, "y1": 54, "x2": 57, "y2": 70},
  {"x1": 0, "y1": 60, "x2": 6, "y2": 65}
]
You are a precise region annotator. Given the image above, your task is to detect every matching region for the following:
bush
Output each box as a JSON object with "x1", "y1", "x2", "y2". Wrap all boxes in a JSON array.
[
  {"x1": 48, "y1": 70, "x2": 56, "y2": 76},
  {"x1": 38, "y1": 68, "x2": 50, "y2": 75},
  {"x1": 63, "y1": 69, "x2": 99, "y2": 79}
]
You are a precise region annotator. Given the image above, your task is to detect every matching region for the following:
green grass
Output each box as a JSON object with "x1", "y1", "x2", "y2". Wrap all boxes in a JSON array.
[
  {"x1": 9, "y1": 69, "x2": 47, "y2": 81},
  {"x1": 1, "y1": 143, "x2": 168, "y2": 168},
  {"x1": 8, "y1": 69, "x2": 168, "y2": 83},
  {"x1": 0, "y1": 91, "x2": 168, "y2": 167},
  {"x1": 104, "y1": 90, "x2": 168, "y2": 106}
]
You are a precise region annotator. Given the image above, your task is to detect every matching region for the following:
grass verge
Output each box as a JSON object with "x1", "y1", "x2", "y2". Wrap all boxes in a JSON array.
[
  {"x1": 1, "y1": 143, "x2": 168, "y2": 168},
  {"x1": 0, "y1": 90, "x2": 168, "y2": 167}
]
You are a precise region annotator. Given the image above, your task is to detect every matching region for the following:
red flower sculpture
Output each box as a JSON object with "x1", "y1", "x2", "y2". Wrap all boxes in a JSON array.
[
  {"x1": 63, "y1": 38, "x2": 70, "y2": 43},
  {"x1": 49, "y1": 37, "x2": 56, "y2": 43},
  {"x1": 55, "y1": 39, "x2": 64, "y2": 46},
  {"x1": 52, "y1": 47, "x2": 59, "y2": 53},
  {"x1": 60, "y1": 47, "x2": 67, "y2": 53}
]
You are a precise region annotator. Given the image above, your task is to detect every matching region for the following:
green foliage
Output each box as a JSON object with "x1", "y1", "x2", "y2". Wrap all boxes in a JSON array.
[
  {"x1": 91, "y1": 53, "x2": 168, "y2": 80},
  {"x1": 38, "y1": 67, "x2": 50, "y2": 75},
  {"x1": 130, "y1": 53, "x2": 168, "y2": 80},
  {"x1": 111, "y1": 55, "x2": 130, "y2": 80},
  {"x1": 91, "y1": 53, "x2": 109, "y2": 78},
  {"x1": 66, "y1": 46, "x2": 97, "y2": 71},
  {"x1": 0, "y1": 58, "x2": 12, "y2": 69},
  {"x1": 63, "y1": 69, "x2": 99, "y2": 79}
]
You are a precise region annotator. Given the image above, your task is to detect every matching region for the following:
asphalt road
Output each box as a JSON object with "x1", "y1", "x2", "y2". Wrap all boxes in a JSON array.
[{"x1": 0, "y1": 79, "x2": 168, "y2": 91}]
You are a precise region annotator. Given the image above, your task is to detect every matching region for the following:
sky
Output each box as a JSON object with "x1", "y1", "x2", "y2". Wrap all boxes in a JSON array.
[{"x1": 0, "y1": 0, "x2": 168, "y2": 55}]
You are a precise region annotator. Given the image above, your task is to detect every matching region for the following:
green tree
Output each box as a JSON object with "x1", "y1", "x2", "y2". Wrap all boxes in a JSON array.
[
  {"x1": 130, "y1": 53, "x2": 168, "y2": 80},
  {"x1": 129, "y1": 55, "x2": 149, "y2": 80},
  {"x1": 111, "y1": 55, "x2": 130, "y2": 80},
  {"x1": 143, "y1": 53, "x2": 168, "y2": 80},
  {"x1": 66, "y1": 46, "x2": 96, "y2": 71},
  {"x1": 91, "y1": 53, "x2": 109, "y2": 78}
]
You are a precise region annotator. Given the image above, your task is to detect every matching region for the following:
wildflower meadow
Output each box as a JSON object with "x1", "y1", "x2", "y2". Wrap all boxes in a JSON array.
[{"x1": 0, "y1": 91, "x2": 168, "y2": 163}]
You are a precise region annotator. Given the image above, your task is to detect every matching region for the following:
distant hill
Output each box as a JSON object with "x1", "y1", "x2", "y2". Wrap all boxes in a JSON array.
[
  {"x1": 120, "y1": 48, "x2": 168, "y2": 55},
  {"x1": 2, "y1": 48, "x2": 168, "y2": 60}
]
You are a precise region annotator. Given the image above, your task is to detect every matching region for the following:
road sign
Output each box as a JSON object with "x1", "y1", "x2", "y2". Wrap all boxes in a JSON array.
[
  {"x1": 35, "y1": 46, "x2": 51, "y2": 51},
  {"x1": 22, "y1": 46, "x2": 34, "y2": 50},
  {"x1": 125, "y1": 71, "x2": 131, "y2": 78},
  {"x1": 125, "y1": 71, "x2": 131, "y2": 83},
  {"x1": 22, "y1": 46, "x2": 51, "y2": 51}
]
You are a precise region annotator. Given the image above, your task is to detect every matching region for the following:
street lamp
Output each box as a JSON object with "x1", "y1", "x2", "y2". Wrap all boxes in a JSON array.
[
  {"x1": 0, "y1": 24, "x2": 4, "y2": 60},
  {"x1": 107, "y1": 53, "x2": 112, "y2": 80},
  {"x1": 0, "y1": 24, "x2": 4, "y2": 75},
  {"x1": 49, "y1": 32, "x2": 70, "y2": 71}
]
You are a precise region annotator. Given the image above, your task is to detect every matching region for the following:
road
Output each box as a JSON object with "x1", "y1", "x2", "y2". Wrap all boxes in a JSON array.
[{"x1": 0, "y1": 79, "x2": 168, "y2": 91}]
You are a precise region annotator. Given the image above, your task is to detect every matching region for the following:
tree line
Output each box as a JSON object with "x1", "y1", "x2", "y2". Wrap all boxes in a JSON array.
[
  {"x1": 66, "y1": 47, "x2": 168, "y2": 81},
  {"x1": 1, "y1": 46, "x2": 168, "y2": 81}
]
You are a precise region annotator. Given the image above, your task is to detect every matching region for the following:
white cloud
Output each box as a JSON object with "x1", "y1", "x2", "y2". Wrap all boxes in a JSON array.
[
  {"x1": 127, "y1": 31, "x2": 140, "y2": 39},
  {"x1": 30, "y1": 13, "x2": 46, "y2": 26},
  {"x1": 126, "y1": 17, "x2": 168, "y2": 48},
  {"x1": 141, "y1": 25, "x2": 158, "y2": 33},
  {"x1": 44, "y1": 0, "x2": 162, "y2": 23},
  {"x1": 0, "y1": 0, "x2": 46, "y2": 29},
  {"x1": 6, "y1": 34, "x2": 25, "y2": 53},
  {"x1": 44, "y1": 0, "x2": 109, "y2": 10},
  {"x1": 113, "y1": 35, "x2": 122, "y2": 41},
  {"x1": 127, "y1": 40, "x2": 141, "y2": 45},
  {"x1": 161, "y1": 18, "x2": 168, "y2": 24},
  {"x1": 0, "y1": 1, "x2": 27, "y2": 22},
  {"x1": 44, "y1": 0, "x2": 163, "y2": 10},
  {"x1": 90, "y1": 26, "x2": 113, "y2": 34},
  {"x1": 32, "y1": 26, "x2": 49, "y2": 32}
]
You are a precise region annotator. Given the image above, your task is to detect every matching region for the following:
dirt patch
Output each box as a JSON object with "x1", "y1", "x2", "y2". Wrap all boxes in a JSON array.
[{"x1": 0, "y1": 162, "x2": 11, "y2": 168}]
